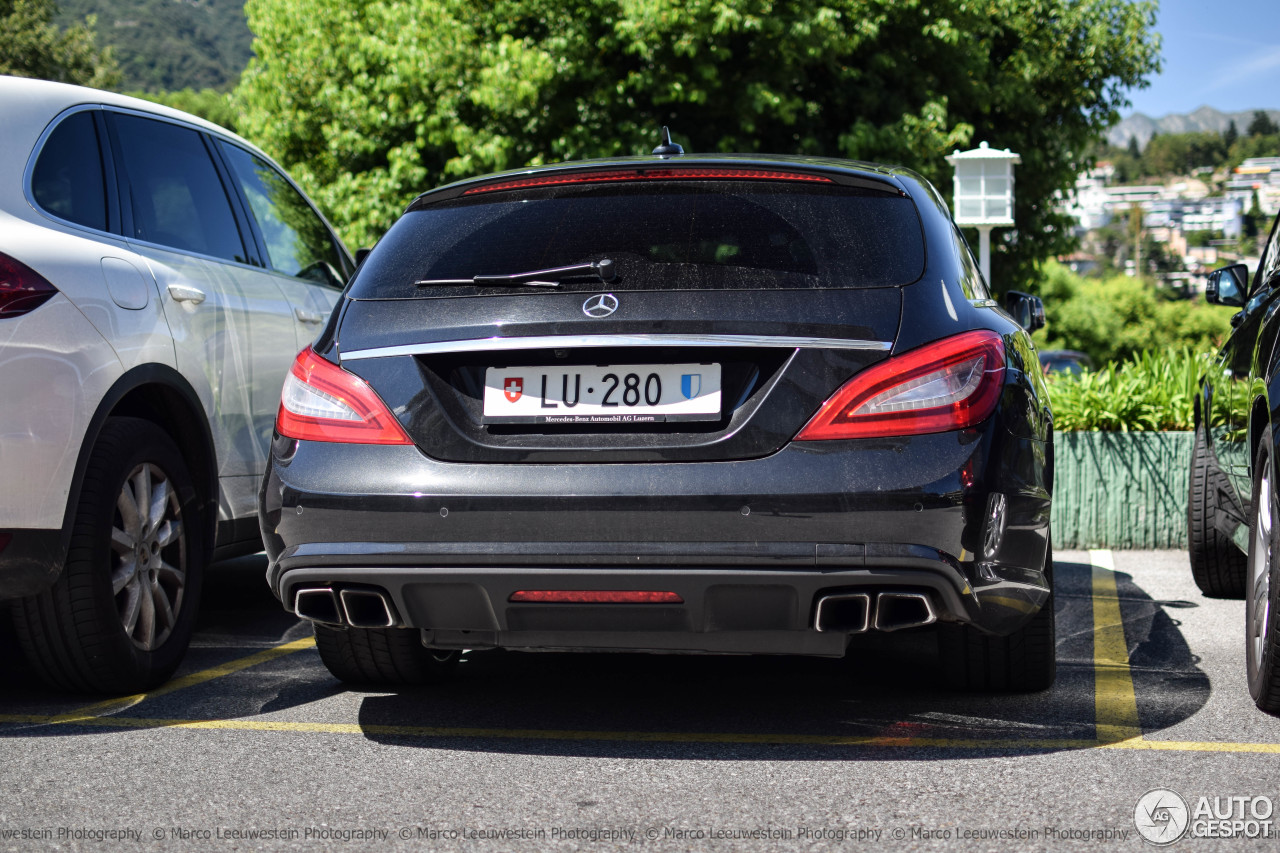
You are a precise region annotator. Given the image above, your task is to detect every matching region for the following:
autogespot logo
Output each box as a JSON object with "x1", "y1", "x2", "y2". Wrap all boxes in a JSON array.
[
  {"x1": 582, "y1": 293, "x2": 618, "y2": 318},
  {"x1": 1135, "y1": 789, "x2": 1190, "y2": 845}
]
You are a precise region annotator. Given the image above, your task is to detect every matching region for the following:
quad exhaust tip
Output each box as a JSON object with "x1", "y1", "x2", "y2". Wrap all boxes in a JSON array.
[
  {"x1": 814, "y1": 593, "x2": 871, "y2": 633},
  {"x1": 873, "y1": 591, "x2": 937, "y2": 632},
  {"x1": 294, "y1": 586, "x2": 398, "y2": 629},
  {"x1": 294, "y1": 588, "x2": 342, "y2": 626},
  {"x1": 339, "y1": 588, "x2": 397, "y2": 628},
  {"x1": 814, "y1": 591, "x2": 937, "y2": 633}
]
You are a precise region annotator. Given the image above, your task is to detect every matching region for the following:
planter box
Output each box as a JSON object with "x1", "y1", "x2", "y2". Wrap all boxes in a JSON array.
[{"x1": 1051, "y1": 431, "x2": 1193, "y2": 550}]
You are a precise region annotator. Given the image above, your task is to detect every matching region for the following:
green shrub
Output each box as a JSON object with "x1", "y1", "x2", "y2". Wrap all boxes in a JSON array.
[
  {"x1": 1031, "y1": 261, "x2": 1236, "y2": 365},
  {"x1": 1045, "y1": 348, "x2": 1218, "y2": 432},
  {"x1": 128, "y1": 88, "x2": 239, "y2": 134}
]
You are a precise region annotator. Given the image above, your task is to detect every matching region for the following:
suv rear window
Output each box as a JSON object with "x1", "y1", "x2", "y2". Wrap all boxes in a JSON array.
[{"x1": 351, "y1": 180, "x2": 924, "y2": 298}]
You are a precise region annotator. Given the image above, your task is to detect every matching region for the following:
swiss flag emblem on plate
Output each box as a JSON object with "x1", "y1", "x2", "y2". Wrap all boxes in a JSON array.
[{"x1": 503, "y1": 377, "x2": 523, "y2": 403}]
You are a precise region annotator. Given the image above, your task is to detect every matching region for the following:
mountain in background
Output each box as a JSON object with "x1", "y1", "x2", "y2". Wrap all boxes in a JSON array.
[
  {"x1": 1109, "y1": 106, "x2": 1280, "y2": 149},
  {"x1": 57, "y1": 0, "x2": 252, "y2": 91}
]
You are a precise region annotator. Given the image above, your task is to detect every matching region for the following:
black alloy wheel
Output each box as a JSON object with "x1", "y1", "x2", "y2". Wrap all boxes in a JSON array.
[{"x1": 1246, "y1": 426, "x2": 1280, "y2": 712}]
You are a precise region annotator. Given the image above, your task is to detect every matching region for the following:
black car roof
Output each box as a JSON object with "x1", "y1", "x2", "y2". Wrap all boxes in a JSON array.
[{"x1": 408, "y1": 152, "x2": 917, "y2": 210}]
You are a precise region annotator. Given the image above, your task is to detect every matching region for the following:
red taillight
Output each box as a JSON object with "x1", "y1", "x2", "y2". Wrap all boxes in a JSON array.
[
  {"x1": 275, "y1": 347, "x2": 412, "y2": 445},
  {"x1": 509, "y1": 590, "x2": 685, "y2": 604},
  {"x1": 463, "y1": 168, "x2": 833, "y2": 195},
  {"x1": 796, "y1": 330, "x2": 1006, "y2": 441},
  {"x1": 0, "y1": 252, "x2": 59, "y2": 318}
]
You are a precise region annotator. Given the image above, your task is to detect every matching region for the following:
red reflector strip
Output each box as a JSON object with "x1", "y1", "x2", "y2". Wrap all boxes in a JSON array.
[
  {"x1": 464, "y1": 168, "x2": 833, "y2": 195},
  {"x1": 509, "y1": 590, "x2": 684, "y2": 604}
]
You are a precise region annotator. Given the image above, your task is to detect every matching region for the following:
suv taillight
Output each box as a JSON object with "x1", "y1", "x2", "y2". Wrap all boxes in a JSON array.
[
  {"x1": 276, "y1": 347, "x2": 412, "y2": 445},
  {"x1": 0, "y1": 252, "x2": 59, "y2": 317},
  {"x1": 796, "y1": 330, "x2": 1006, "y2": 440}
]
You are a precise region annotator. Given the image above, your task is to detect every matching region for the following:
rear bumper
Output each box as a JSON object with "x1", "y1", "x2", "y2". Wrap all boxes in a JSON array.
[
  {"x1": 261, "y1": 426, "x2": 1051, "y2": 652},
  {"x1": 274, "y1": 559, "x2": 1008, "y2": 657}
]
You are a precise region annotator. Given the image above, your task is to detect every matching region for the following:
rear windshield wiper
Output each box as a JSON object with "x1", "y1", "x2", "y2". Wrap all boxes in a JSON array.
[{"x1": 415, "y1": 259, "x2": 616, "y2": 288}]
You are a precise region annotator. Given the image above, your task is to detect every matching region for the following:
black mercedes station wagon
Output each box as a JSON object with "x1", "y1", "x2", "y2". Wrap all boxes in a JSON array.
[{"x1": 259, "y1": 144, "x2": 1056, "y2": 691}]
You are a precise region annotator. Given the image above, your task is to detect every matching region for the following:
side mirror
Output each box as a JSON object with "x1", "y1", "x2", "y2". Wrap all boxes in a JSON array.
[
  {"x1": 1004, "y1": 290, "x2": 1046, "y2": 333},
  {"x1": 355, "y1": 247, "x2": 372, "y2": 266},
  {"x1": 1206, "y1": 264, "x2": 1248, "y2": 307}
]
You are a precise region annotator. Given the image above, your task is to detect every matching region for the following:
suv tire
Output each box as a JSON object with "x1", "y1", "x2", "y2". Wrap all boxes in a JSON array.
[
  {"x1": 12, "y1": 418, "x2": 204, "y2": 694},
  {"x1": 1189, "y1": 425, "x2": 1247, "y2": 598}
]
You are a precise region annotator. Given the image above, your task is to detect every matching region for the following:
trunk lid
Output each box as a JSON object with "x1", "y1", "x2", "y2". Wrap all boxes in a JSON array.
[{"x1": 338, "y1": 286, "x2": 901, "y2": 463}]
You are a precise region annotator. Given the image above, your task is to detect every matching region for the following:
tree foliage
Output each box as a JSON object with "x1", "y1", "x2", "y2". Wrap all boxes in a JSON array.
[
  {"x1": 235, "y1": 0, "x2": 1160, "y2": 273},
  {"x1": 1033, "y1": 261, "x2": 1236, "y2": 365},
  {"x1": 1248, "y1": 110, "x2": 1279, "y2": 139},
  {"x1": 0, "y1": 0, "x2": 119, "y2": 88},
  {"x1": 55, "y1": 0, "x2": 251, "y2": 91},
  {"x1": 129, "y1": 87, "x2": 239, "y2": 133}
]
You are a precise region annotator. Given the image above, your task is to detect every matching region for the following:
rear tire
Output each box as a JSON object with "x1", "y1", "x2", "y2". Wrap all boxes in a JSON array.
[
  {"x1": 12, "y1": 418, "x2": 204, "y2": 694},
  {"x1": 940, "y1": 543, "x2": 1056, "y2": 692},
  {"x1": 1188, "y1": 425, "x2": 1247, "y2": 598},
  {"x1": 314, "y1": 624, "x2": 460, "y2": 685}
]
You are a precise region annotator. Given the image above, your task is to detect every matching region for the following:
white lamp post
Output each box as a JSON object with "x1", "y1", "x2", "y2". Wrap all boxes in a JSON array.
[{"x1": 945, "y1": 142, "x2": 1021, "y2": 284}]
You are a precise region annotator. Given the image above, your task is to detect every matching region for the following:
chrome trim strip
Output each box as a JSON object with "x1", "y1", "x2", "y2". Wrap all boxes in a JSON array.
[{"x1": 341, "y1": 334, "x2": 892, "y2": 361}]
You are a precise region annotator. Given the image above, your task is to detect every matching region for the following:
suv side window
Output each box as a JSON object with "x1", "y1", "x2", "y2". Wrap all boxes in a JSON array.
[
  {"x1": 218, "y1": 142, "x2": 347, "y2": 289},
  {"x1": 109, "y1": 113, "x2": 248, "y2": 263},
  {"x1": 31, "y1": 111, "x2": 108, "y2": 232}
]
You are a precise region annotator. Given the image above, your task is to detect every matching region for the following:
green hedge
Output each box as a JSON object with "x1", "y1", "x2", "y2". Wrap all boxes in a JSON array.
[
  {"x1": 1031, "y1": 261, "x2": 1236, "y2": 366},
  {"x1": 1044, "y1": 348, "x2": 1224, "y2": 432}
]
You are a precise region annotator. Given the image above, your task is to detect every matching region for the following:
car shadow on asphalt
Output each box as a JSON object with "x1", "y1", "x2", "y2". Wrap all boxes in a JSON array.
[
  {"x1": 0, "y1": 558, "x2": 1211, "y2": 756},
  {"x1": 349, "y1": 558, "x2": 1212, "y2": 760}
]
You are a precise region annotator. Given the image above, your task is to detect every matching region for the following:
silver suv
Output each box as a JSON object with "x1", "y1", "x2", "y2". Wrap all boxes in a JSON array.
[{"x1": 0, "y1": 76, "x2": 352, "y2": 693}]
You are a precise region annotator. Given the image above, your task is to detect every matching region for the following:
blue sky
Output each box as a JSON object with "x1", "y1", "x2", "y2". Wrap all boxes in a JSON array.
[{"x1": 1124, "y1": 0, "x2": 1280, "y2": 117}]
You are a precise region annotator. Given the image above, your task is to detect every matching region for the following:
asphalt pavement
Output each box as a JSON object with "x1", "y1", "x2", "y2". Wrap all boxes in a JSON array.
[{"x1": 2, "y1": 549, "x2": 1280, "y2": 851}]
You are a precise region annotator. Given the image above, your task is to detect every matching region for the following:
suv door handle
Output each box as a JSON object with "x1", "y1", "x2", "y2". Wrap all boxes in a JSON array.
[
  {"x1": 295, "y1": 307, "x2": 324, "y2": 324},
  {"x1": 167, "y1": 283, "x2": 206, "y2": 304}
]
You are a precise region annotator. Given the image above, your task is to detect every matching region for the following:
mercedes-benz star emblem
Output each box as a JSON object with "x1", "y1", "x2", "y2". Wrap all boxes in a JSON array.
[{"x1": 582, "y1": 293, "x2": 619, "y2": 318}]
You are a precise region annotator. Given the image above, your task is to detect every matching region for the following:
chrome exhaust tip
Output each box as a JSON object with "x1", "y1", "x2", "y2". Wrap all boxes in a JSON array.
[
  {"x1": 294, "y1": 588, "x2": 343, "y2": 627},
  {"x1": 814, "y1": 593, "x2": 871, "y2": 633},
  {"x1": 339, "y1": 588, "x2": 397, "y2": 629},
  {"x1": 873, "y1": 592, "x2": 937, "y2": 632}
]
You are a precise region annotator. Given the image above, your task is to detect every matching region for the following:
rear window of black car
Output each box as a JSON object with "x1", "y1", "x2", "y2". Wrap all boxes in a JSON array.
[{"x1": 351, "y1": 180, "x2": 924, "y2": 298}]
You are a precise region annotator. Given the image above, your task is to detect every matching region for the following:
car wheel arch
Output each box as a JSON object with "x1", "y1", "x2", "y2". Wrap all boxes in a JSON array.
[{"x1": 57, "y1": 364, "x2": 218, "y2": 572}]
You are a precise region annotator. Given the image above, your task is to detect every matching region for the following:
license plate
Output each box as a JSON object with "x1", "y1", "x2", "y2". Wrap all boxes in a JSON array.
[{"x1": 482, "y1": 363, "x2": 722, "y2": 424}]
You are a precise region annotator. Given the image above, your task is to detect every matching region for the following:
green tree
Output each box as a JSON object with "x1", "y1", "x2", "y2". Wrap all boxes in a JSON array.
[
  {"x1": 1224, "y1": 119, "x2": 1239, "y2": 148},
  {"x1": 0, "y1": 0, "x2": 118, "y2": 87},
  {"x1": 1247, "y1": 110, "x2": 1279, "y2": 138},
  {"x1": 1141, "y1": 131, "x2": 1225, "y2": 177},
  {"x1": 1033, "y1": 261, "x2": 1234, "y2": 365},
  {"x1": 129, "y1": 87, "x2": 239, "y2": 132},
  {"x1": 236, "y1": 0, "x2": 1160, "y2": 276}
]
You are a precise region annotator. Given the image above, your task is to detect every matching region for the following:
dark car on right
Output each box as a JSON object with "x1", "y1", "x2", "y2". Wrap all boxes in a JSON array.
[{"x1": 1190, "y1": 208, "x2": 1280, "y2": 712}]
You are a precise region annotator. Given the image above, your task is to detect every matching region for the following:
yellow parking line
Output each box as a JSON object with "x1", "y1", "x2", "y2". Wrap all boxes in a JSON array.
[
  {"x1": 4, "y1": 554, "x2": 1280, "y2": 755},
  {"x1": 1090, "y1": 549, "x2": 1142, "y2": 743},
  {"x1": 0, "y1": 712, "x2": 1100, "y2": 748},
  {"x1": 47, "y1": 636, "x2": 316, "y2": 723},
  {"x1": 1102, "y1": 739, "x2": 1280, "y2": 754},
  {"x1": 2, "y1": 711, "x2": 1279, "y2": 754}
]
